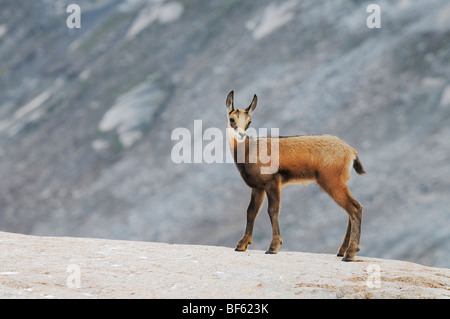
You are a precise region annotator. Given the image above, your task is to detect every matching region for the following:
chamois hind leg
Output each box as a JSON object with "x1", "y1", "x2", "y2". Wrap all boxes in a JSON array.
[
  {"x1": 264, "y1": 179, "x2": 282, "y2": 254},
  {"x1": 337, "y1": 219, "x2": 351, "y2": 257},
  {"x1": 235, "y1": 188, "x2": 265, "y2": 252},
  {"x1": 342, "y1": 196, "x2": 363, "y2": 262},
  {"x1": 317, "y1": 177, "x2": 363, "y2": 262}
]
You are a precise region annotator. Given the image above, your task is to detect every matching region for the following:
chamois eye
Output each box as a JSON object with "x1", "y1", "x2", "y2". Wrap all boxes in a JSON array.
[{"x1": 229, "y1": 118, "x2": 235, "y2": 123}]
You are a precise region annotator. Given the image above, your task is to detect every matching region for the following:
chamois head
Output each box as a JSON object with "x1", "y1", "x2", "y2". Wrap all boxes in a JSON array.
[{"x1": 226, "y1": 90, "x2": 258, "y2": 143}]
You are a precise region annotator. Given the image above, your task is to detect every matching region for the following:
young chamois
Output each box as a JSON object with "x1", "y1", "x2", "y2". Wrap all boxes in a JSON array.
[{"x1": 226, "y1": 91, "x2": 365, "y2": 261}]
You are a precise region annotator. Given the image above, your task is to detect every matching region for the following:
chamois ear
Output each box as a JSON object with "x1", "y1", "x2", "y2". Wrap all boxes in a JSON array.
[
  {"x1": 245, "y1": 94, "x2": 258, "y2": 115},
  {"x1": 226, "y1": 90, "x2": 234, "y2": 114}
]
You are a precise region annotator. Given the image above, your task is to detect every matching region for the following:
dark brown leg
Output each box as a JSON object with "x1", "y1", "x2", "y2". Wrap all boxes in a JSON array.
[
  {"x1": 338, "y1": 218, "x2": 351, "y2": 257},
  {"x1": 317, "y1": 178, "x2": 363, "y2": 262},
  {"x1": 342, "y1": 198, "x2": 362, "y2": 262},
  {"x1": 264, "y1": 180, "x2": 282, "y2": 254},
  {"x1": 235, "y1": 188, "x2": 265, "y2": 251}
]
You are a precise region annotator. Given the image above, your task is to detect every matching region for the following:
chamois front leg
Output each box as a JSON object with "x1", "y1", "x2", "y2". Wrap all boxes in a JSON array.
[
  {"x1": 265, "y1": 180, "x2": 282, "y2": 254},
  {"x1": 235, "y1": 188, "x2": 265, "y2": 252}
]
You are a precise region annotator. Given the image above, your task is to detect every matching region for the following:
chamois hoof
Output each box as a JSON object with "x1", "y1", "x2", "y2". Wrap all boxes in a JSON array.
[
  {"x1": 235, "y1": 242, "x2": 250, "y2": 252},
  {"x1": 265, "y1": 249, "x2": 278, "y2": 254},
  {"x1": 342, "y1": 256, "x2": 355, "y2": 262},
  {"x1": 337, "y1": 247, "x2": 347, "y2": 257}
]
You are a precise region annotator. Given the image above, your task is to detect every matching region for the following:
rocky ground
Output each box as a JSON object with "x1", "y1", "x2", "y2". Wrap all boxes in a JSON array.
[{"x1": 0, "y1": 231, "x2": 448, "y2": 299}]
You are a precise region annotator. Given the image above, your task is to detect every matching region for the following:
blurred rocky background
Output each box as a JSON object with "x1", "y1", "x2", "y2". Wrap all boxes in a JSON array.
[{"x1": 0, "y1": 0, "x2": 449, "y2": 267}]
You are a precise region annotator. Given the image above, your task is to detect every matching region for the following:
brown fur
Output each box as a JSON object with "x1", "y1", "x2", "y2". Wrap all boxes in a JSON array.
[{"x1": 226, "y1": 91, "x2": 365, "y2": 261}]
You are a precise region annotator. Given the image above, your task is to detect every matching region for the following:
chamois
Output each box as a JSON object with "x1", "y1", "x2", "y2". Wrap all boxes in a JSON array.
[{"x1": 226, "y1": 91, "x2": 365, "y2": 261}]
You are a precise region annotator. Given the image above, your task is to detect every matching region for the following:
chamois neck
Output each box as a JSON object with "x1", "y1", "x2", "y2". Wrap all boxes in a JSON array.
[{"x1": 228, "y1": 136, "x2": 251, "y2": 165}]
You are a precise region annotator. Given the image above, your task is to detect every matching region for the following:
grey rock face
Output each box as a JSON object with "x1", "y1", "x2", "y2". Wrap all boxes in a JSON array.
[{"x1": 0, "y1": 0, "x2": 449, "y2": 267}]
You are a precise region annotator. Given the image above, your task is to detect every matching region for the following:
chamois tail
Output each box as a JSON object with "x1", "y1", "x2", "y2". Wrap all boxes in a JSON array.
[{"x1": 353, "y1": 156, "x2": 366, "y2": 175}]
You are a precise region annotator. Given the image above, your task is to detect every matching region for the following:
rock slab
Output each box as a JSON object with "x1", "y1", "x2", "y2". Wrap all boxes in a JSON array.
[{"x1": 0, "y1": 232, "x2": 448, "y2": 299}]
